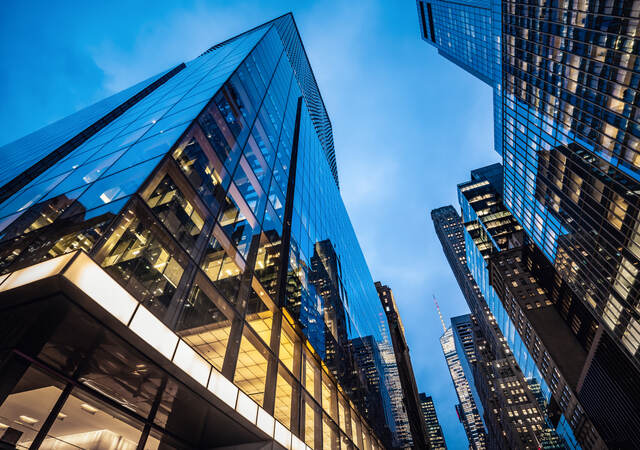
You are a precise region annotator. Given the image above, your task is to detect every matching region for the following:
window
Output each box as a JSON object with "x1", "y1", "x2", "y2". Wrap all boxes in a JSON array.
[
  {"x1": 44, "y1": 388, "x2": 143, "y2": 449},
  {"x1": 607, "y1": 193, "x2": 628, "y2": 230}
]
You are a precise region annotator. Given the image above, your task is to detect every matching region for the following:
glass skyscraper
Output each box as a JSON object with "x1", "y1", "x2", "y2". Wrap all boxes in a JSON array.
[
  {"x1": 431, "y1": 205, "x2": 564, "y2": 449},
  {"x1": 0, "y1": 14, "x2": 397, "y2": 449},
  {"x1": 421, "y1": 0, "x2": 640, "y2": 446},
  {"x1": 439, "y1": 317, "x2": 487, "y2": 450}
]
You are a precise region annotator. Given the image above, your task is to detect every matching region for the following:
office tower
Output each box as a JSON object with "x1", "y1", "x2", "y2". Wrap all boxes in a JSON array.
[
  {"x1": 438, "y1": 313, "x2": 487, "y2": 450},
  {"x1": 419, "y1": 393, "x2": 447, "y2": 450},
  {"x1": 376, "y1": 321, "x2": 413, "y2": 449},
  {"x1": 415, "y1": 0, "x2": 503, "y2": 154},
  {"x1": 431, "y1": 204, "x2": 566, "y2": 449},
  {"x1": 420, "y1": 0, "x2": 640, "y2": 443},
  {"x1": 376, "y1": 282, "x2": 430, "y2": 449},
  {"x1": 0, "y1": 14, "x2": 393, "y2": 449},
  {"x1": 416, "y1": 0, "x2": 498, "y2": 86}
]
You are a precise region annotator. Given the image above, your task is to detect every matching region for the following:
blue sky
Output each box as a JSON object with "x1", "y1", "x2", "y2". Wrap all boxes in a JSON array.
[{"x1": 0, "y1": 1, "x2": 499, "y2": 447}]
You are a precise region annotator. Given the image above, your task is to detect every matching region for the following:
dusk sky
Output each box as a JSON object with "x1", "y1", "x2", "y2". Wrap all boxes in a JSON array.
[{"x1": 0, "y1": 1, "x2": 500, "y2": 446}]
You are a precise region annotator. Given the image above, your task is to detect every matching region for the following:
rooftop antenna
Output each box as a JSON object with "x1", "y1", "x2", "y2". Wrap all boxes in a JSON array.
[{"x1": 433, "y1": 294, "x2": 447, "y2": 333}]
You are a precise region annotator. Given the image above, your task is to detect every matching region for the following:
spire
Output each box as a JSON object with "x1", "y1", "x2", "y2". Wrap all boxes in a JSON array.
[{"x1": 433, "y1": 294, "x2": 447, "y2": 333}]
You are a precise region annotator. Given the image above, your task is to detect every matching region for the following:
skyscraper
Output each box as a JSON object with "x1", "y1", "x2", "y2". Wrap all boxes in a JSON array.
[
  {"x1": 431, "y1": 204, "x2": 566, "y2": 449},
  {"x1": 376, "y1": 282, "x2": 430, "y2": 449},
  {"x1": 420, "y1": 0, "x2": 640, "y2": 445},
  {"x1": 438, "y1": 315, "x2": 487, "y2": 450},
  {"x1": 416, "y1": 0, "x2": 503, "y2": 154},
  {"x1": 419, "y1": 393, "x2": 448, "y2": 450},
  {"x1": 0, "y1": 14, "x2": 393, "y2": 449}
]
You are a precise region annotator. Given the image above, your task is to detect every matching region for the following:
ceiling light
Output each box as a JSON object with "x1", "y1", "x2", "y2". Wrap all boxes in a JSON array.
[
  {"x1": 80, "y1": 403, "x2": 99, "y2": 414},
  {"x1": 19, "y1": 415, "x2": 38, "y2": 425}
]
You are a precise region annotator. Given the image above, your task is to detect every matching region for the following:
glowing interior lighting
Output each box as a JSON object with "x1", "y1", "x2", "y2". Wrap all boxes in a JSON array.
[
  {"x1": 256, "y1": 408, "x2": 275, "y2": 437},
  {"x1": 129, "y1": 306, "x2": 178, "y2": 360},
  {"x1": 274, "y1": 421, "x2": 291, "y2": 449},
  {"x1": 80, "y1": 403, "x2": 99, "y2": 414},
  {"x1": 0, "y1": 253, "x2": 73, "y2": 293},
  {"x1": 19, "y1": 415, "x2": 38, "y2": 425},
  {"x1": 63, "y1": 252, "x2": 137, "y2": 324},
  {"x1": 173, "y1": 340, "x2": 211, "y2": 387},
  {"x1": 291, "y1": 435, "x2": 306, "y2": 450},
  {"x1": 208, "y1": 369, "x2": 238, "y2": 408},
  {"x1": 235, "y1": 391, "x2": 258, "y2": 424}
]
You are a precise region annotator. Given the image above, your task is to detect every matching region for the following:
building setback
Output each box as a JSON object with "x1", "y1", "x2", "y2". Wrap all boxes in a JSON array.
[
  {"x1": 376, "y1": 282, "x2": 430, "y2": 449},
  {"x1": 419, "y1": 393, "x2": 448, "y2": 450},
  {"x1": 0, "y1": 13, "x2": 396, "y2": 449}
]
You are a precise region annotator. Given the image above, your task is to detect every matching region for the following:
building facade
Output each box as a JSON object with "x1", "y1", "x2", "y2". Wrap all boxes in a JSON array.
[
  {"x1": 420, "y1": 0, "x2": 640, "y2": 445},
  {"x1": 0, "y1": 14, "x2": 394, "y2": 449},
  {"x1": 376, "y1": 282, "x2": 430, "y2": 449},
  {"x1": 439, "y1": 319, "x2": 487, "y2": 450},
  {"x1": 419, "y1": 393, "x2": 448, "y2": 450},
  {"x1": 431, "y1": 205, "x2": 564, "y2": 449}
]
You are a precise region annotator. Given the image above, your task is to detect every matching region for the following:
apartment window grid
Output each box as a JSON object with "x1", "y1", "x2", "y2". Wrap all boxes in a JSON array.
[{"x1": 0, "y1": 18, "x2": 387, "y2": 450}]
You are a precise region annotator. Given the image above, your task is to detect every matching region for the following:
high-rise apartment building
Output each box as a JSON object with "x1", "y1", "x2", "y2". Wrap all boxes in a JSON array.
[
  {"x1": 439, "y1": 316, "x2": 487, "y2": 450},
  {"x1": 421, "y1": 0, "x2": 640, "y2": 445},
  {"x1": 0, "y1": 14, "x2": 396, "y2": 449},
  {"x1": 419, "y1": 393, "x2": 448, "y2": 450},
  {"x1": 431, "y1": 205, "x2": 564, "y2": 449},
  {"x1": 376, "y1": 282, "x2": 430, "y2": 449}
]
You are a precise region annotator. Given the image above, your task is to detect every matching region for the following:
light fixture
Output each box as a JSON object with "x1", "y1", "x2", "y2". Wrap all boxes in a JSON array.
[
  {"x1": 80, "y1": 403, "x2": 99, "y2": 414},
  {"x1": 19, "y1": 415, "x2": 38, "y2": 425},
  {"x1": 57, "y1": 413, "x2": 67, "y2": 420}
]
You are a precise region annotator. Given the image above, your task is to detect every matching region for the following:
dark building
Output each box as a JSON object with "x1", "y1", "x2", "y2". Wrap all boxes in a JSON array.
[
  {"x1": 419, "y1": 393, "x2": 447, "y2": 450},
  {"x1": 376, "y1": 282, "x2": 430, "y2": 449},
  {"x1": 0, "y1": 14, "x2": 394, "y2": 449},
  {"x1": 431, "y1": 205, "x2": 565, "y2": 449}
]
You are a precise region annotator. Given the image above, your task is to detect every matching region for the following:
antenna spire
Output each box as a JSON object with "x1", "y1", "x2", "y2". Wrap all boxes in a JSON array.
[{"x1": 433, "y1": 294, "x2": 447, "y2": 332}]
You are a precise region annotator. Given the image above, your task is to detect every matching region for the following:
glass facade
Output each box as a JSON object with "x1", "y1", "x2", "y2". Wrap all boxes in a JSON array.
[
  {"x1": 416, "y1": 0, "x2": 503, "y2": 154},
  {"x1": 440, "y1": 322, "x2": 487, "y2": 450},
  {"x1": 421, "y1": 0, "x2": 640, "y2": 445},
  {"x1": 498, "y1": 0, "x2": 640, "y2": 444},
  {"x1": 0, "y1": 13, "x2": 394, "y2": 449},
  {"x1": 431, "y1": 205, "x2": 564, "y2": 449}
]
